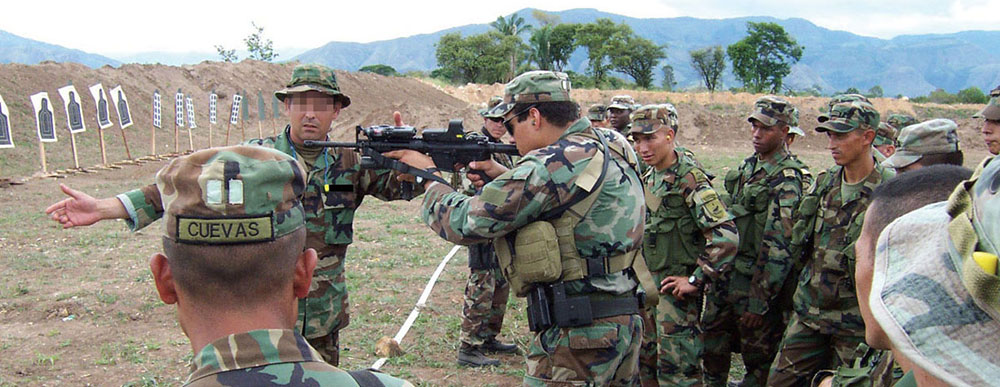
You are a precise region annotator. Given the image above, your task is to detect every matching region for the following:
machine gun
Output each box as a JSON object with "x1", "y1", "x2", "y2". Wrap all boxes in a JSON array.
[{"x1": 304, "y1": 119, "x2": 518, "y2": 195}]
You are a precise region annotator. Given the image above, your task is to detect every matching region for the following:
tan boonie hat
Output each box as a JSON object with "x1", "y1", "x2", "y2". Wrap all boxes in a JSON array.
[
  {"x1": 488, "y1": 70, "x2": 572, "y2": 117},
  {"x1": 874, "y1": 122, "x2": 899, "y2": 147},
  {"x1": 748, "y1": 95, "x2": 795, "y2": 127},
  {"x1": 274, "y1": 64, "x2": 352, "y2": 108},
  {"x1": 818, "y1": 94, "x2": 871, "y2": 123},
  {"x1": 973, "y1": 86, "x2": 1000, "y2": 121},
  {"x1": 815, "y1": 100, "x2": 880, "y2": 133},
  {"x1": 156, "y1": 146, "x2": 306, "y2": 245},
  {"x1": 629, "y1": 104, "x2": 679, "y2": 134},
  {"x1": 587, "y1": 103, "x2": 608, "y2": 121},
  {"x1": 871, "y1": 156, "x2": 1000, "y2": 386},
  {"x1": 882, "y1": 118, "x2": 960, "y2": 169},
  {"x1": 608, "y1": 95, "x2": 636, "y2": 110},
  {"x1": 480, "y1": 96, "x2": 504, "y2": 117}
]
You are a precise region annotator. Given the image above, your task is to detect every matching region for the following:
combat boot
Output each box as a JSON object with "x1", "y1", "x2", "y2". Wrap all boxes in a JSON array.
[
  {"x1": 480, "y1": 337, "x2": 519, "y2": 354},
  {"x1": 457, "y1": 346, "x2": 500, "y2": 367}
]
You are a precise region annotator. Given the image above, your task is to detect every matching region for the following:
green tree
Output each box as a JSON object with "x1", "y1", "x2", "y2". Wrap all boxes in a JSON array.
[
  {"x1": 689, "y1": 45, "x2": 726, "y2": 92},
  {"x1": 215, "y1": 45, "x2": 237, "y2": 62},
  {"x1": 576, "y1": 19, "x2": 631, "y2": 88},
  {"x1": 435, "y1": 32, "x2": 518, "y2": 84},
  {"x1": 867, "y1": 85, "x2": 884, "y2": 98},
  {"x1": 529, "y1": 25, "x2": 554, "y2": 70},
  {"x1": 726, "y1": 22, "x2": 803, "y2": 93},
  {"x1": 359, "y1": 64, "x2": 398, "y2": 76},
  {"x1": 244, "y1": 22, "x2": 277, "y2": 61},
  {"x1": 957, "y1": 86, "x2": 989, "y2": 104},
  {"x1": 491, "y1": 13, "x2": 533, "y2": 81},
  {"x1": 845, "y1": 87, "x2": 861, "y2": 94},
  {"x1": 608, "y1": 35, "x2": 666, "y2": 89},
  {"x1": 661, "y1": 64, "x2": 676, "y2": 91}
]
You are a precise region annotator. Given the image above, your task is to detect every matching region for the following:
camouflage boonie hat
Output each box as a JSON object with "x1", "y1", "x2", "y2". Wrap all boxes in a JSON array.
[
  {"x1": 607, "y1": 95, "x2": 636, "y2": 110},
  {"x1": 488, "y1": 70, "x2": 572, "y2": 117},
  {"x1": 587, "y1": 103, "x2": 608, "y2": 121},
  {"x1": 787, "y1": 106, "x2": 805, "y2": 136},
  {"x1": 874, "y1": 122, "x2": 899, "y2": 147},
  {"x1": 882, "y1": 118, "x2": 960, "y2": 169},
  {"x1": 870, "y1": 156, "x2": 1000, "y2": 386},
  {"x1": 973, "y1": 86, "x2": 1000, "y2": 121},
  {"x1": 274, "y1": 64, "x2": 352, "y2": 108},
  {"x1": 480, "y1": 96, "x2": 504, "y2": 117},
  {"x1": 748, "y1": 95, "x2": 795, "y2": 127},
  {"x1": 629, "y1": 104, "x2": 679, "y2": 134},
  {"x1": 156, "y1": 146, "x2": 306, "y2": 245},
  {"x1": 818, "y1": 94, "x2": 871, "y2": 123},
  {"x1": 886, "y1": 113, "x2": 918, "y2": 130},
  {"x1": 815, "y1": 100, "x2": 880, "y2": 133}
]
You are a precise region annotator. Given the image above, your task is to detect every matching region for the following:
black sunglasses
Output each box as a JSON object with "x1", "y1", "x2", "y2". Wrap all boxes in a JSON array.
[{"x1": 503, "y1": 104, "x2": 536, "y2": 135}]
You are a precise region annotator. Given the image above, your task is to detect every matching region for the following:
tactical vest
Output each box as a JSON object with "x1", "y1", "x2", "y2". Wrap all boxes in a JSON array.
[
  {"x1": 642, "y1": 156, "x2": 709, "y2": 277},
  {"x1": 493, "y1": 129, "x2": 645, "y2": 298},
  {"x1": 724, "y1": 155, "x2": 807, "y2": 276}
]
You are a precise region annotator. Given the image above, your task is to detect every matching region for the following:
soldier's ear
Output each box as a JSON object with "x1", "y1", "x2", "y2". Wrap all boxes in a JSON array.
[
  {"x1": 149, "y1": 253, "x2": 178, "y2": 305},
  {"x1": 293, "y1": 248, "x2": 318, "y2": 299}
]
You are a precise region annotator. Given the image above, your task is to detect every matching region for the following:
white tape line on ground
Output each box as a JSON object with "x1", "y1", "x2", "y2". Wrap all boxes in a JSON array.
[{"x1": 371, "y1": 244, "x2": 462, "y2": 370}]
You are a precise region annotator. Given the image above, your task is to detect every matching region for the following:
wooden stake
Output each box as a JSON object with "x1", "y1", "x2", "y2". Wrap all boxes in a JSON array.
[
  {"x1": 97, "y1": 127, "x2": 108, "y2": 165},
  {"x1": 120, "y1": 125, "x2": 133, "y2": 160},
  {"x1": 39, "y1": 141, "x2": 48, "y2": 174},
  {"x1": 187, "y1": 126, "x2": 194, "y2": 151},
  {"x1": 271, "y1": 117, "x2": 277, "y2": 136},
  {"x1": 257, "y1": 120, "x2": 263, "y2": 139},
  {"x1": 69, "y1": 131, "x2": 80, "y2": 169},
  {"x1": 173, "y1": 121, "x2": 179, "y2": 154},
  {"x1": 209, "y1": 123, "x2": 214, "y2": 148},
  {"x1": 240, "y1": 120, "x2": 245, "y2": 143},
  {"x1": 150, "y1": 124, "x2": 156, "y2": 157},
  {"x1": 225, "y1": 121, "x2": 232, "y2": 146}
]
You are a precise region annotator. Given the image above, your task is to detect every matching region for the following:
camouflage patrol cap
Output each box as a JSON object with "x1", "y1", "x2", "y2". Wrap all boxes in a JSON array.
[
  {"x1": 155, "y1": 146, "x2": 306, "y2": 245},
  {"x1": 870, "y1": 156, "x2": 1000, "y2": 386},
  {"x1": 815, "y1": 100, "x2": 880, "y2": 133},
  {"x1": 488, "y1": 70, "x2": 572, "y2": 117},
  {"x1": 748, "y1": 95, "x2": 795, "y2": 127},
  {"x1": 587, "y1": 103, "x2": 608, "y2": 121},
  {"x1": 973, "y1": 86, "x2": 1000, "y2": 121},
  {"x1": 480, "y1": 96, "x2": 504, "y2": 117},
  {"x1": 874, "y1": 122, "x2": 899, "y2": 147},
  {"x1": 818, "y1": 94, "x2": 871, "y2": 123},
  {"x1": 608, "y1": 95, "x2": 637, "y2": 110},
  {"x1": 788, "y1": 106, "x2": 805, "y2": 137},
  {"x1": 882, "y1": 118, "x2": 960, "y2": 169},
  {"x1": 886, "y1": 113, "x2": 918, "y2": 130},
  {"x1": 274, "y1": 64, "x2": 352, "y2": 108},
  {"x1": 629, "y1": 104, "x2": 679, "y2": 134}
]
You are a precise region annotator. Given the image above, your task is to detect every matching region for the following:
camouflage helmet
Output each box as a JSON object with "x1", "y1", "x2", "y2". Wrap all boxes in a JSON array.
[
  {"x1": 973, "y1": 86, "x2": 1000, "y2": 121},
  {"x1": 488, "y1": 70, "x2": 572, "y2": 117},
  {"x1": 155, "y1": 145, "x2": 306, "y2": 245},
  {"x1": 886, "y1": 113, "x2": 918, "y2": 130},
  {"x1": 788, "y1": 106, "x2": 805, "y2": 137},
  {"x1": 748, "y1": 95, "x2": 795, "y2": 127},
  {"x1": 629, "y1": 104, "x2": 679, "y2": 134},
  {"x1": 870, "y1": 156, "x2": 1000, "y2": 386},
  {"x1": 274, "y1": 64, "x2": 352, "y2": 108},
  {"x1": 881, "y1": 118, "x2": 960, "y2": 169},
  {"x1": 874, "y1": 122, "x2": 899, "y2": 147},
  {"x1": 587, "y1": 103, "x2": 608, "y2": 121},
  {"x1": 608, "y1": 95, "x2": 637, "y2": 110},
  {"x1": 818, "y1": 94, "x2": 871, "y2": 123},
  {"x1": 815, "y1": 100, "x2": 880, "y2": 133},
  {"x1": 480, "y1": 96, "x2": 504, "y2": 117}
]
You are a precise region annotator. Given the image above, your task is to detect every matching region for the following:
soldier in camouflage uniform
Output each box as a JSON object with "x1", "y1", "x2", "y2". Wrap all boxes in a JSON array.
[
  {"x1": 767, "y1": 100, "x2": 895, "y2": 387},
  {"x1": 453, "y1": 96, "x2": 518, "y2": 367},
  {"x1": 872, "y1": 123, "x2": 898, "y2": 158},
  {"x1": 884, "y1": 113, "x2": 917, "y2": 132},
  {"x1": 104, "y1": 146, "x2": 409, "y2": 386},
  {"x1": 588, "y1": 103, "x2": 609, "y2": 128},
  {"x1": 387, "y1": 70, "x2": 646, "y2": 385},
  {"x1": 702, "y1": 96, "x2": 809, "y2": 387},
  {"x1": 44, "y1": 64, "x2": 419, "y2": 366},
  {"x1": 882, "y1": 118, "x2": 963, "y2": 173},
  {"x1": 608, "y1": 95, "x2": 637, "y2": 135},
  {"x1": 630, "y1": 104, "x2": 738, "y2": 386},
  {"x1": 974, "y1": 85, "x2": 1000, "y2": 155}
]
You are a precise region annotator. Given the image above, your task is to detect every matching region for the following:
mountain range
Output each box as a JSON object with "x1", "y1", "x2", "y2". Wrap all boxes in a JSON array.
[{"x1": 4, "y1": 8, "x2": 999, "y2": 97}]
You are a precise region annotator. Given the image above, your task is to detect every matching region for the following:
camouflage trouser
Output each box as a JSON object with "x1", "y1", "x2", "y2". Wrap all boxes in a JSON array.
[
  {"x1": 296, "y1": 252, "x2": 349, "y2": 364},
  {"x1": 459, "y1": 267, "x2": 510, "y2": 347},
  {"x1": 638, "y1": 305, "x2": 659, "y2": 387},
  {"x1": 525, "y1": 314, "x2": 643, "y2": 386},
  {"x1": 306, "y1": 331, "x2": 340, "y2": 366},
  {"x1": 766, "y1": 313, "x2": 865, "y2": 387},
  {"x1": 701, "y1": 273, "x2": 785, "y2": 387},
  {"x1": 655, "y1": 288, "x2": 704, "y2": 387}
]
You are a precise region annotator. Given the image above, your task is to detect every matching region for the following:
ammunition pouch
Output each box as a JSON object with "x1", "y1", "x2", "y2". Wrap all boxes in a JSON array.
[
  {"x1": 467, "y1": 243, "x2": 500, "y2": 270},
  {"x1": 526, "y1": 283, "x2": 640, "y2": 332}
]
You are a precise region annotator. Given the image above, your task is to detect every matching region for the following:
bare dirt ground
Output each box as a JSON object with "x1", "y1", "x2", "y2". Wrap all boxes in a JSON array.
[{"x1": 0, "y1": 61, "x2": 992, "y2": 386}]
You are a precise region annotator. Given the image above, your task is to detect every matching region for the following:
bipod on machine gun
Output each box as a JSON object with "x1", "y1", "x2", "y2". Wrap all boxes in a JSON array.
[{"x1": 304, "y1": 119, "x2": 519, "y2": 198}]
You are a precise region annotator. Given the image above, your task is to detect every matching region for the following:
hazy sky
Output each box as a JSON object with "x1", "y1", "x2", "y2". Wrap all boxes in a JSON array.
[{"x1": 3, "y1": 0, "x2": 998, "y2": 56}]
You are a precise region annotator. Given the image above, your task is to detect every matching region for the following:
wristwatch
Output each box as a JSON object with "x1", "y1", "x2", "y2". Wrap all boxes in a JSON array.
[{"x1": 688, "y1": 275, "x2": 703, "y2": 289}]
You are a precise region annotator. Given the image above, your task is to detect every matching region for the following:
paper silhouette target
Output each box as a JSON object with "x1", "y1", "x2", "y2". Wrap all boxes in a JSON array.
[
  {"x1": 0, "y1": 94, "x2": 12, "y2": 148},
  {"x1": 229, "y1": 94, "x2": 242, "y2": 125},
  {"x1": 110, "y1": 86, "x2": 133, "y2": 129},
  {"x1": 58, "y1": 85, "x2": 87, "y2": 134},
  {"x1": 186, "y1": 97, "x2": 196, "y2": 129},
  {"x1": 152, "y1": 90, "x2": 162, "y2": 128},
  {"x1": 209, "y1": 92, "x2": 217, "y2": 124},
  {"x1": 31, "y1": 92, "x2": 57, "y2": 142},
  {"x1": 89, "y1": 83, "x2": 113, "y2": 129}
]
